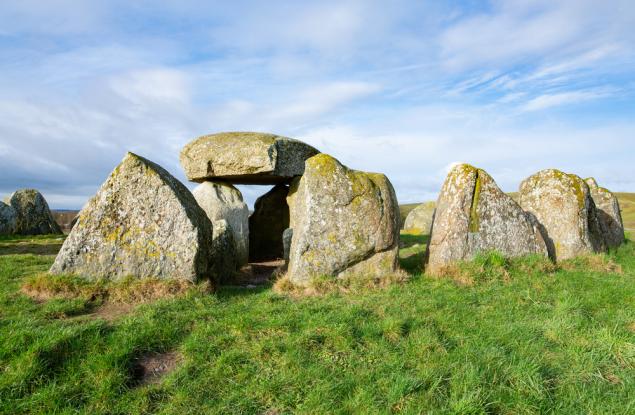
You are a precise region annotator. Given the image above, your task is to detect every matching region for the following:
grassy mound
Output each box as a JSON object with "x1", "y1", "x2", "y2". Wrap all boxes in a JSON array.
[{"x1": 0, "y1": 234, "x2": 634, "y2": 413}]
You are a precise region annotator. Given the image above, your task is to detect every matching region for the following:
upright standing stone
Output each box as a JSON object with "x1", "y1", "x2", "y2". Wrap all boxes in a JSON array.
[
  {"x1": 0, "y1": 201, "x2": 17, "y2": 235},
  {"x1": 193, "y1": 181, "x2": 249, "y2": 266},
  {"x1": 50, "y1": 152, "x2": 216, "y2": 282},
  {"x1": 403, "y1": 201, "x2": 436, "y2": 234},
  {"x1": 249, "y1": 184, "x2": 290, "y2": 261},
  {"x1": 210, "y1": 219, "x2": 239, "y2": 283},
  {"x1": 286, "y1": 154, "x2": 400, "y2": 286},
  {"x1": 426, "y1": 164, "x2": 547, "y2": 275},
  {"x1": 180, "y1": 132, "x2": 320, "y2": 184},
  {"x1": 5, "y1": 189, "x2": 62, "y2": 235},
  {"x1": 519, "y1": 169, "x2": 605, "y2": 261},
  {"x1": 585, "y1": 178, "x2": 624, "y2": 248}
]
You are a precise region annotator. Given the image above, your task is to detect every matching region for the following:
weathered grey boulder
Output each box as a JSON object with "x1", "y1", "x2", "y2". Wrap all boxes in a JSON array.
[
  {"x1": 180, "y1": 132, "x2": 320, "y2": 184},
  {"x1": 585, "y1": 178, "x2": 624, "y2": 248},
  {"x1": 286, "y1": 154, "x2": 400, "y2": 286},
  {"x1": 50, "y1": 152, "x2": 216, "y2": 282},
  {"x1": 519, "y1": 169, "x2": 605, "y2": 261},
  {"x1": 4, "y1": 189, "x2": 62, "y2": 235},
  {"x1": 211, "y1": 219, "x2": 239, "y2": 283},
  {"x1": 249, "y1": 184, "x2": 290, "y2": 261},
  {"x1": 426, "y1": 164, "x2": 548, "y2": 275},
  {"x1": 403, "y1": 201, "x2": 436, "y2": 234},
  {"x1": 193, "y1": 181, "x2": 249, "y2": 266},
  {"x1": 0, "y1": 201, "x2": 17, "y2": 235}
]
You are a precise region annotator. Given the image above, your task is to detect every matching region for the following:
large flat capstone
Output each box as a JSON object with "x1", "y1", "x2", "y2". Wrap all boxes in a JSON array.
[
  {"x1": 50, "y1": 152, "x2": 216, "y2": 282},
  {"x1": 180, "y1": 132, "x2": 320, "y2": 185}
]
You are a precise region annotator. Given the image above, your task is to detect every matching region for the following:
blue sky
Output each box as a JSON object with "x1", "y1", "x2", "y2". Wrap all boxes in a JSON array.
[{"x1": 1, "y1": 0, "x2": 634, "y2": 209}]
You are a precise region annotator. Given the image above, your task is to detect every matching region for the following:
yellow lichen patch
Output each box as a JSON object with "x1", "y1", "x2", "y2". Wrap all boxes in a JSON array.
[{"x1": 469, "y1": 170, "x2": 483, "y2": 233}]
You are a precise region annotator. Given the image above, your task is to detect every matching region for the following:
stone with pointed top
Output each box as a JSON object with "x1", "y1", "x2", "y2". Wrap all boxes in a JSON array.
[
  {"x1": 50, "y1": 152, "x2": 217, "y2": 282},
  {"x1": 426, "y1": 164, "x2": 548, "y2": 275}
]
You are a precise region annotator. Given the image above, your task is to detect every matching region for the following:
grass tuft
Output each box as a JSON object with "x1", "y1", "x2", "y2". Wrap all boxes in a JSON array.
[
  {"x1": 273, "y1": 269, "x2": 410, "y2": 297},
  {"x1": 22, "y1": 273, "x2": 212, "y2": 305}
]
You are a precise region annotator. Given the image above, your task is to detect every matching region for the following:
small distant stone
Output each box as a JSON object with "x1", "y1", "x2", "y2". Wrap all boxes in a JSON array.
[
  {"x1": 5, "y1": 189, "x2": 62, "y2": 235},
  {"x1": 0, "y1": 201, "x2": 17, "y2": 235},
  {"x1": 50, "y1": 152, "x2": 216, "y2": 282},
  {"x1": 403, "y1": 201, "x2": 435, "y2": 234},
  {"x1": 519, "y1": 169, "x2": 606, "y2": 261},
  {"x1": 426, "y1": 164, "x2": 547, "y2": 275},
  {"x1": 180, "y1": 131, "x2": 320, "y2": 184}
]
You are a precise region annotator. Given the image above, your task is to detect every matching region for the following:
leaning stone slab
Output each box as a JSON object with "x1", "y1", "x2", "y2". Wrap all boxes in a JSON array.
[
  {"x1": 193, "y1": 181, "x2": 249, "y2": 266},
  {"x1": 519, "y1": 169, "x2": 605, "y2": 261},
  {"x1": 249, "y1": 184, "x2": 290, "y2": 261},
  {"x1": 426, "y1": 164, "x2": 548, "y2": 275},
  {"x1": 50, "y1": 152, "x2": 216, "y2": 283},
  {"x1": 403, "y1": 201, "x2": 435, "y2": 234},
  {"x1": 0, "y1": 201, "x2": 17, "y2": 235},
  {"x1": 585, "y1": 178, "x2": 624, "y2": 248},
  {"x1": 4, "y1": 189, "x2": 62, "y2": 235},
  {"x1": 180, "y1": 132, "x2": 320, "y2": 184},
  {"x1": 286, "y1": 154, "x2": 400, "y2": 286}
]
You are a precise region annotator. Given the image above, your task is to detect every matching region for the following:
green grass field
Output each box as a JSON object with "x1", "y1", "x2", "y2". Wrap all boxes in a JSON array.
[{"x1": 1, "y1": 234, "x2": 635, "y2": 414}]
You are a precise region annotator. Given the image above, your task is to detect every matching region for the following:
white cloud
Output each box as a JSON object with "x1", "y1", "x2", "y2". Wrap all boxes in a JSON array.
[{"x1": 521, "y1": 89, "x2": 613, "y2": 111}]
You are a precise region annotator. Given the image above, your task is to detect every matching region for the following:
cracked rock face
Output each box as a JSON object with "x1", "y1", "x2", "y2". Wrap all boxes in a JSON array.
[
  {"x1": 519, "y1": 169, "x2": 605, "y2": 261},
  {"x1": 426, "y1": 164, "x2": 548, "y2": 275},
  {"x1": 180, "y1": 132, "x2": 320, "y2": 185},
  {"x1": 0, "y1": 201, "x2": 17, "y2": 235},
  {"x1": 585, "y1": 178, "x2": 624, "y2": 249},
  {"x1": 286, "y1": 153, "x2": 399, "y2": 286},
  {"x1": 4, "y1": 189, "x2": 62, "y2": 235},
  {"x1": 403, "y1": 201, "x2": 435, "y2": 234},
  {"x1": 50, "y1": 152, "x2": 216, "y2": 282},
  {"x1": 193, "y1": 181, "x2": 249, "y2": 267}
]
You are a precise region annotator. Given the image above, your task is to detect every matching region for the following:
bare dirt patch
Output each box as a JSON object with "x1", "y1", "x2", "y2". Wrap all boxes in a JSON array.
[
  {"x1": 234, "y1": 260, "x2": 285, "y2": 286},
  {"x1": 130, "y1": 351, "x2": 183, "y2": 386}
]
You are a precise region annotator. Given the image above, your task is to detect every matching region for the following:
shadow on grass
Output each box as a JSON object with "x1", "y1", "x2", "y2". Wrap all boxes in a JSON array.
[
  {"x1": 399, "y1": 233, "x2": 429, "y2": 276},
  {"x1": 0, "y1": 243, "x2": 63, "y2": 256}
]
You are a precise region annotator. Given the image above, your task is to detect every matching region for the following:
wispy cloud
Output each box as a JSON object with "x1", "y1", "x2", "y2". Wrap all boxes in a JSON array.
[{"x1": 0, "y1": 0, "x2": 634, "y2": 208}]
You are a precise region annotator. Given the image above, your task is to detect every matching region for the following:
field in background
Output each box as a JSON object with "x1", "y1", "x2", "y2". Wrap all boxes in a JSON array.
[
  {"x1": 400, "y1": 193, "x2": 635, "y2": 230},
  {"x1": 1, "y1": 233, "x2": 634, "y2": 413}
]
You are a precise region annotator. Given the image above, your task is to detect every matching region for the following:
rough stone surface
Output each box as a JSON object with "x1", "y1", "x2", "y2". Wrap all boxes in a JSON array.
[
  {"x1": 249, "y1": 184, "x2": 290, "y2": 261},
  {"x1": 286, "y1": 154, "x2": 400, "y2": 286},
  {"x1": 426, "y1": 164, "x2": 548, "y2": 275},
  {"x1": 0, "y1": 201, "x2": 17, "y2": 235},
  {"x1": 403, "y1": 201, "x2": 436, "y2": 234},
  {"x1": 193, "y1": 181, "x2": 249, "y2": 266},
  {"x1": 585, "y1": 178, "x2": 624, "y2": 248},
  {"x1": 211, "y1": 219, "x2": 239, "y2": 283},
  {"x1": 50, "y1": 152, "x2": 216, "y2": 282},
  {"x1": 180, "y1": 132, "x2": 320, "y2": 184},
  {"x1": 282, "y1": 228, "x2": 293, "y2": 262},
  {"x1": 5, "y1": 189, "x2": 62, "y2": 235},
  {"x1": 519, "y1": 169, "x2": 606, "y2": 261}
]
